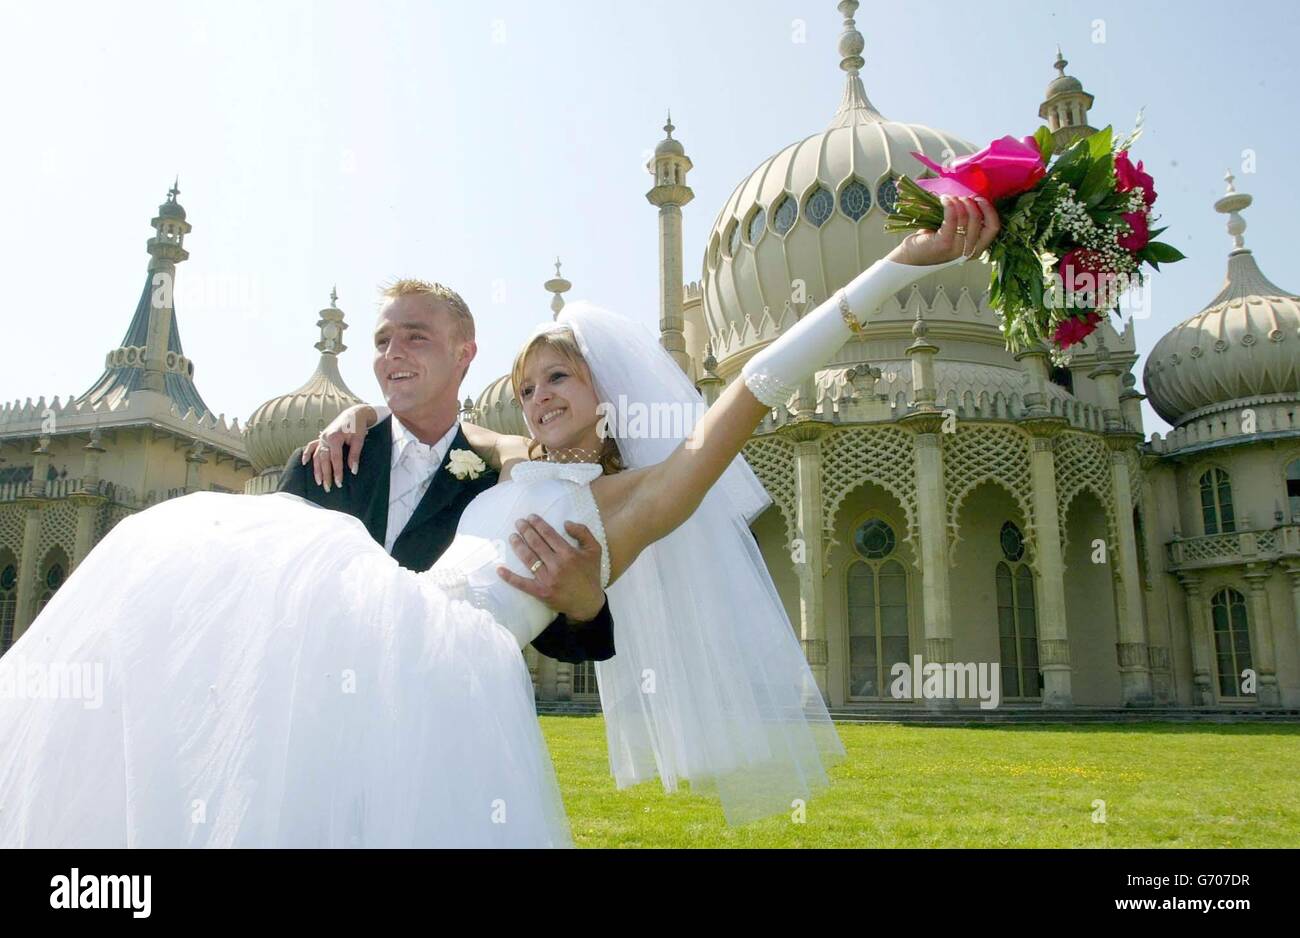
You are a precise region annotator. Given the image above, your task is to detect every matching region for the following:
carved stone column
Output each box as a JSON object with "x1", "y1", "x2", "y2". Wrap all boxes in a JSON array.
[
  {"x1": 1242, "y1": 564, "x2": 1280, "y2": 705},
  {"x1": 786, "y1": 422, "x2": 828, "y2": 697},
  {"x1": 899, "y1": 410, "x2": 955, "y2": 711},
  {"x1": 1021, "y1": 418, "x2": 1074, "y2": 708},
  {"x1": 1285, "y1": 562, "x2": 1300, "y2": 661},
  {"x1": 1106, "y1": 433, "x2": 1153, "y2": 706},
  {"x1": 72, "y1": 430, "x2": 108, "y2": 569},
  {"x1": 1175, "y1": 572, "x2": 1215, "y2": 706}
]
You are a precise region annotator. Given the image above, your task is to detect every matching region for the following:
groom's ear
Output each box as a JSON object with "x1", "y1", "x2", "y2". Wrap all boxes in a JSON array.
[{"x1": 456, "y1": 338, "x2": 477, "y2": 382}]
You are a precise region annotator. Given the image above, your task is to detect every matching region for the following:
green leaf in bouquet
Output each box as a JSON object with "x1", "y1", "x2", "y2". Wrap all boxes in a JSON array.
[
  {"x1": 1143, "y1": 241, "x2": 1186, "y2": 264},
  {"x1": 1148, "y1": 226, "x2": 1169, "y2": 239},
  {"x1": 1086, "y1": 125, "x2": 1114, "y2": 161},
  {"x1": 1033, "y1": 126, "x2": 1056, "y2": 163},
  {"x1": 1079, "y1": 153, "x2": 1115, "y2": 208}
]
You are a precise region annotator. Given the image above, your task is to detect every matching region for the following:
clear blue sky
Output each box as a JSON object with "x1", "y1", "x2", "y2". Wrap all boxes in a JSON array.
[{"x1": 2, "y1": 0, "x2": 1296, "y2": 435}]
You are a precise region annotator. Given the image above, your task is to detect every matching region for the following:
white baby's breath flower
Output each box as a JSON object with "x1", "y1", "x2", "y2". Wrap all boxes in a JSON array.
[{"x1": 447, "y1": 448, "x2": 487, "y2": 481}]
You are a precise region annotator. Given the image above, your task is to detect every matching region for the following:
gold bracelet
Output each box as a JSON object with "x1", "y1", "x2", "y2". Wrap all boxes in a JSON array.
[{"x1": 838, "y1": 291, "x2": 867, "y2": 336}]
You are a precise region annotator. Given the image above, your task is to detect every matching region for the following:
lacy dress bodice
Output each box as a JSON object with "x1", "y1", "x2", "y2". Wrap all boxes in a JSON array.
[{"x1": 424, "y1": 461, "x2": 611, "y2": 648}]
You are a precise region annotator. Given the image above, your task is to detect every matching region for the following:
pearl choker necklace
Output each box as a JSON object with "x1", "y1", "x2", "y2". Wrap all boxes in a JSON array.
[{"x1": 544, "y1": 447, "x2": 603, "y2": 464}]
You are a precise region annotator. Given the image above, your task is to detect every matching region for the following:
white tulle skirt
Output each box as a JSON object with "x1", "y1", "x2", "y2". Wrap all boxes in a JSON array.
[{"x1": 0, "y1": 491, "x2": 572, "y2": 848}]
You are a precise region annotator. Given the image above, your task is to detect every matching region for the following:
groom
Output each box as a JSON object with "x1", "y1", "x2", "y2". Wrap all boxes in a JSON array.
[{"x1": 277, "y1": 279, "x2": 615, "y2": 664}]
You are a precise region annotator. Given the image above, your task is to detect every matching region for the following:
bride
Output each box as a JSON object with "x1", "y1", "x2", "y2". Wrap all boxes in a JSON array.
[{"x1": 0, "y1": 196, "x2": 996, "y2": 848}]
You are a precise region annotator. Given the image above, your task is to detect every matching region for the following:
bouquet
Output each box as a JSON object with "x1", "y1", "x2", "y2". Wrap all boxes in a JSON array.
[{"x1": 885, "y1": 118, "x2": 1184, "y2": 355}]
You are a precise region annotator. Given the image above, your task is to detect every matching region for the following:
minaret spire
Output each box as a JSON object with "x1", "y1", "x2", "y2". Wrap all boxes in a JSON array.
[
  {"x1": 646, "y1": 113, "x2": 695, "y2": 373},
  {"x1": 828, "y1": 0, "x2": 886, "y2": 128},
  {"x1": 1038, "y1": 47, "x2": 1096, "y2": 149}
]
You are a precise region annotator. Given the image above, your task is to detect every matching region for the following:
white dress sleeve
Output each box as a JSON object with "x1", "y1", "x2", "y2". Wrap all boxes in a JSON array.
[{"x1": 739, "y1": 255, "x2": 965, "y2": 407}]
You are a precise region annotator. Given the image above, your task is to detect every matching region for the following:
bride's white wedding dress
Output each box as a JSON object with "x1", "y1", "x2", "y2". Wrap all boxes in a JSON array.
[{"x1": 0, "y1": 459, "x2": 609, "y2": 848}]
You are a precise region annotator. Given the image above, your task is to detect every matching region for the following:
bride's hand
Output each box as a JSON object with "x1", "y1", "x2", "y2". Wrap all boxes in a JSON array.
[
  {"x1": 302, "y1": 403, "x2": 378, "y2": 491},
  {"x1": 887, "y1": 195, "x2": 1000, "y2": 267}
]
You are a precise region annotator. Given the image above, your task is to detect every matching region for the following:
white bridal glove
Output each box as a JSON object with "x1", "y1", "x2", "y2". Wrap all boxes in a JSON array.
[{"x1": 740, "y1": 254, "x2": 966, "y2": 407}]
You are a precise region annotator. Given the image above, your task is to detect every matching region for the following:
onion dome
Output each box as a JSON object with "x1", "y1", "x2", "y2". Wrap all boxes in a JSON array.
[
  {"x1": 701, "y1": 0, "x2": 987, "y2": 366},
  {"x1": 1143, "y1": 174, "x2": 1300, "y2": 427},
  {"x1": 243, "y1": 288, "x2": 363, "y2": 471},
  {"x1": 654, "y1": 112, "x2": 685, "y2": 157}
]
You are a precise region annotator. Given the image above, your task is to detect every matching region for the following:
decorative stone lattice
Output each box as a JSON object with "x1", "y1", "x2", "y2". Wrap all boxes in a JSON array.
[
  {"x1": 943, "y1": 424, "x2": 1035, "y2": 558},
  {"x1": 820, "y1": 426, "x2": 919, "y2": 564},
  {"x1": 0, "y1": 505, "x2": 24, "y2": 556},
  {"x1": 1054, "y1": 431, "x2": 1118, "y2": 556},
  {"x1": 742, "y1": 435, "x2": 798, "y2": 547},
  {"x1": 97, "y1": 504, "x2": 137, "y2": 542},
  {"x1": 36, "y1": 502, "x2": 78, "y2": 560}
]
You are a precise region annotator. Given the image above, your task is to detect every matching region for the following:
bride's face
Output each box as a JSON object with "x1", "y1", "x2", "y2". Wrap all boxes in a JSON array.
[{"x1": 517, "y1": 346, "x2": 602, "y2": 451}]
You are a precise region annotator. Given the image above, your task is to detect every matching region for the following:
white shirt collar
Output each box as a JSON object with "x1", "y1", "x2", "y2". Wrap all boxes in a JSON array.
[{"x1": 390, "y1": 415, "x2": 460, "y2": 470}]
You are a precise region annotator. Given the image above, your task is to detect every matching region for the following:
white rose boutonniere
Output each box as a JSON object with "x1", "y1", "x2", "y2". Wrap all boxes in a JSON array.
[{"x1": 447, "y1": 448, "x2": 488, "y2": 481}]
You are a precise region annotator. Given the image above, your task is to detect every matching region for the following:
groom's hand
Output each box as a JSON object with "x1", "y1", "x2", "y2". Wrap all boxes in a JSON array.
[{"x1": 498, "y1": 516, "x2": 605, "y2": 623}]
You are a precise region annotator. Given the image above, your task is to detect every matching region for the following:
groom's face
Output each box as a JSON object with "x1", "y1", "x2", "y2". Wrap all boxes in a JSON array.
[{"x1": 373, "y1": 296, "x2": 475, "y2": 417}]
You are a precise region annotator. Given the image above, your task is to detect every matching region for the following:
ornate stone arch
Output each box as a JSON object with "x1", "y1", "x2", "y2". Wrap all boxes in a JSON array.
[
  {"x1": 942, "y1": 424, "x2": 1035, "y2": 558},
  {"x1": 1055, "y1": 431, "x2": 1118, "y2": 557},
  {"x1": 820, "y1": 426, "x2": 919, "y2": 565},
  {"x1": 742, "y1": 434, "x2": 798, "y2": 547}
]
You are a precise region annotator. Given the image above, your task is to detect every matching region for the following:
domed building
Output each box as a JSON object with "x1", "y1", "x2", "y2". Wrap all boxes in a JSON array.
[
  {"x1": 1142, "y1": 174, "x2": 1300, "y2": 706},
  {"x1": 2, "y1": 1, "x2": 1296, "y2": 712},
  {"x1": 0, "y1": 184, "x2": 255, "y2": 651},
  {"x1": 655, "y1": 0, "x2": 1166, "y2": 711}
]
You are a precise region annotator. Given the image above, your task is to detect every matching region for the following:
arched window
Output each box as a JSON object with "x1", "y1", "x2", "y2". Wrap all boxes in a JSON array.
[
  {"x1": 995, "y1": 522, "x2": 1039, "y2": 698},
  {"x1": 1199, "y1": 468, "x2": 1236, "y2": 534},
  {"x1": 37, "y1": 557, "x2": 65, "y2": 615},
  {"x1": 771, "y1": 194, "x2": 797, "y2": 235},
  {"x1": 846, "y1": 519, "x2": 909, "y2": 699},
  {"x1": 0, "y1": 560, "x2": 17, "y2": 654},
  {"x1": 1286, "y1": 459, "x2": 1300, "y2": 523},
  {"x1": 839, "y1": 180, "x2": 871, "y2": 221},
  {"x1": 805, "y1": 186, "x2": 834, "y2": 227},
  {"x1": 1210, "y1": 588, "x2": 1253, "y2": 699}
]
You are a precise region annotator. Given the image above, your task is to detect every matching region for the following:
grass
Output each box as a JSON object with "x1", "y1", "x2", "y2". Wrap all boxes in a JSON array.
[{"x1": 540, "y1": 716, "x2": 1300, "y2": 848}]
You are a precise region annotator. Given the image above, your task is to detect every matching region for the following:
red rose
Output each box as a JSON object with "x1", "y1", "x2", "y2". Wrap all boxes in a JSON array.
[
  {"x1": 1058, "y1": 248, "x2": 1125, "y2": 314},
  {"x1": 1115, "y1": 151, "x2": 1157, "y2": 207},
  {"x1": 1053, "y1": 311, "x2": 1103, "y2": 349},
  {"x1": 1117, "y1": 211, "x2": 1150, "y2": 251}
]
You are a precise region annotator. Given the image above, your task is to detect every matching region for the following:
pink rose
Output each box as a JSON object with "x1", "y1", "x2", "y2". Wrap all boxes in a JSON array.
[
  {"x1": 1115, "y1": 151, "x2": 1157, "y2": 206},
  {"x1": 1053, "y1": 311, "x2": 1103, "y2": 349},
  {"x1": 911, "y1": 135, "x2": 1047, "y2": 202},
  {"x1": 1117, "y1": 211, "x2": 1150, "y2": 251}
]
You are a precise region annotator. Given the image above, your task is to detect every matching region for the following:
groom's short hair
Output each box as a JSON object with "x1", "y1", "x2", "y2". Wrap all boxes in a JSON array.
[{"x1": 380, "y1": 279, "x2": 475, "y2": 343}]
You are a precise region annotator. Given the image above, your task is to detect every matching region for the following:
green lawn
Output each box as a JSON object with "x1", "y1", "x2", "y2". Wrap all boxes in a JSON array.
[{"x1": 541, "y1": 716, "x2": 1300, "y2": 848}]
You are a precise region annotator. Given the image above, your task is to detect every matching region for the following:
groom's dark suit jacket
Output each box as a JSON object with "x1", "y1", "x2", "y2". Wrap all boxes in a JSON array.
[{"x1": 278, "y1": 416, "x2": 615, "y2": 663}]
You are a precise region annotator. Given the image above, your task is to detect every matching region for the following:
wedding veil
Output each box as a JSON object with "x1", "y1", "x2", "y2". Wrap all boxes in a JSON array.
[{"x1": 535, "y1": 300, "x2": 845, "y2": 826}]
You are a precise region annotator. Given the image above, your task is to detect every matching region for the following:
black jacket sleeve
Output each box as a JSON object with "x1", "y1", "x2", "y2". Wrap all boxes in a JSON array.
[
  {"x1": 277, "y1": 447, "x2": 312, "y2": 499},
  {"x1": 529, "y1": 598, "x2": 616, "y2": 664}
]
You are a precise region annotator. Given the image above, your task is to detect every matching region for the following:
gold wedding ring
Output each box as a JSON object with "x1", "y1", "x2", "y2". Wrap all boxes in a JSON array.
[{"x1": 529, "y1": 559, "x2": 543, "y2": 573}]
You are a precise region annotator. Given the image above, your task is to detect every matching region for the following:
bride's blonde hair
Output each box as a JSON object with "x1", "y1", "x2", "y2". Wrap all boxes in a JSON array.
[{"x1": 510, "y1": 328, "x2": 624, "y2": 475}]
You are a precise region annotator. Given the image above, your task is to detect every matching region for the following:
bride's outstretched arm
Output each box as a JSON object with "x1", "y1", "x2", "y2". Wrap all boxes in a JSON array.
[{"x1": 600, "y1": 195, "x2": 999, "y2": 581}]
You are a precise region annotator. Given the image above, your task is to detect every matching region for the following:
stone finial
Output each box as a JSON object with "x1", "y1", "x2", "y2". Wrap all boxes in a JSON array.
[
  {"x1": 545, "y1": 257, "x2": 572, "y2": 319},
  {"x1": 664, "y1": 110, "x2": 674, "y2": 138},
  {"x1": 837, "y1": 1, "x2": 865, "y2": 74},
  {"x1": 1215, "y1": 171, "x2": 1253, "y2": 251},
  {"x1": 315, "y1": 288, "x2": 348, "y2": 355}
]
